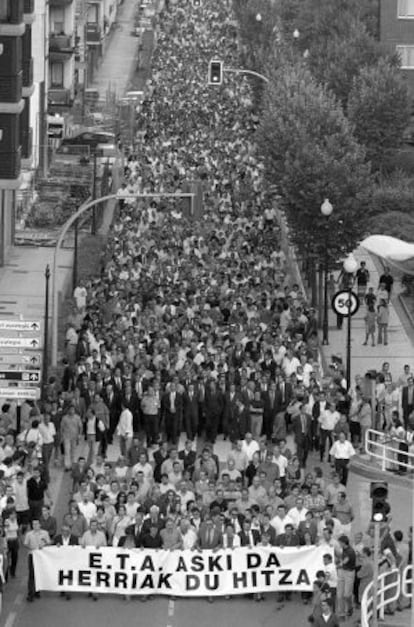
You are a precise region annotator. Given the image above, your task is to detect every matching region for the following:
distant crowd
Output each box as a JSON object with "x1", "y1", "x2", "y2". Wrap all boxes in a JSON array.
[{"x1": 0, "y1": 0, "x2": 411, "y2": 624}]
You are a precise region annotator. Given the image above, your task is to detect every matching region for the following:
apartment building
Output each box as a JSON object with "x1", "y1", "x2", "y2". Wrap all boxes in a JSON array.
[
  {"x1": 381, "y1": 0, "x2": 414, "y2": 94},
  {"x1": 0, "y1": 0, "x2": 35, "y2": 264},
  {"x1": 49, "y1": 0, "x2": 76, "y2": 112}
]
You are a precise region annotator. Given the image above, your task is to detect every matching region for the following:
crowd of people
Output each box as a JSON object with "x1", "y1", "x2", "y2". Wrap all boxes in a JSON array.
[{"x1": 0, "y1": 0, "x2": 412, "y2": 624}]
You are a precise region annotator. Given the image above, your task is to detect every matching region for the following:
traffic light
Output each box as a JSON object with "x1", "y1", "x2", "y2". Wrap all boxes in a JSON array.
[
  {"x1": 370, "y1": 482, "x2": 390, "y2": 521},
  {"x1": 208, "y1": 60, "x2": 223, "y2": 85}
]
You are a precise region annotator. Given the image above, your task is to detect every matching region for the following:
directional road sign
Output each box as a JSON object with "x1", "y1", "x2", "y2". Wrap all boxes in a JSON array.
[
  {"x1": 0, "y1": 338, "x2": 41, "y2": 349},
  {"x1": 0, "y1": 354, "x2": 41, "y2": 366},
  {"x1": 0, "y1": 371, "x2": 41, "y2": 382},
  {"x1": 0, "y1": 320, "x2": 41, "y2": 332},
  {"x1": 0, "y1": 388, "x2": 40, "y2": 400}
]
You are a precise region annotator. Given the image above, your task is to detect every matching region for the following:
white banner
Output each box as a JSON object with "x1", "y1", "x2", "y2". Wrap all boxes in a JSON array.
[{"x1": 33, "y1": 546, "x2": 330, "y2": 597}]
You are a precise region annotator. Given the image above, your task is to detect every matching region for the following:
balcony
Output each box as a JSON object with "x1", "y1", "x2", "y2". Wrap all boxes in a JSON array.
[
  {"x1": 23, "y1": 0, "x2": 34, "y2": 13},
  {"x1": 0, "y1": 0, "x2": 24, "y2": 24},
  {"x1": 0, "y1": 150, "x2": 21, "y2": 179},
  {"x1": 22, "y1": 58, "x2": 33, "y2": 87},
  {"x1": 0, "y1": 74, "x2": 23, "y2": 103},
  {"x1": 49, "y1": 33, "x2": 74, "y2": 53},
  {"x1": 50, "y1": 0, "x2": 73, "y2": 5},
  {"x1": 86, "y1": 23, "x2": 102, "y2": 44},
  {"x1": 48, "y1": 87, "x2": 73, "y2": 107}
]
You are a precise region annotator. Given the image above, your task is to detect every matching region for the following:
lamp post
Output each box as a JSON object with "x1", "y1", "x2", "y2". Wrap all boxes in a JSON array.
[
  {"x1": 320, "y1": 198, "x2": 333, "y2": 345},
  {"x1": 343, "y1": 253, "x2": 358, "y2": 390},
  {"x1": 42, "y1": 264, "x2": 50, "y2": 402},
  {"x1": 372, "y1": 512, "x2": 383, "y2": 627}
]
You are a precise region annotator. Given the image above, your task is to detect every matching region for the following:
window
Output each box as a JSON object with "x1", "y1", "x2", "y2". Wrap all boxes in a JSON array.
[
  {"x1": 0, "y1": 0, "x2": 10, "y2": 21},
  {"x1": 50, "y1": 7, "x2": 64, "y2": 33},
  {"x1": 87, "y1": 4, "x2": 99, "y2": 24},
  {"x1": 50, "y1": 62, "x2": 64, "y2": 87},
  {"x1": 398, "y1": 0, "x2": 414, "y2": 17},
  {"x1": 397, "y1": 45, "x2": 414, "y2": 68}
]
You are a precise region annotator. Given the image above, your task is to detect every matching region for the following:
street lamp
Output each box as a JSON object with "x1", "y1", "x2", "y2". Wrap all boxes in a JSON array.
[
  {"x1": 320, "y1": 198, "x2": 333, "y2": 345},
  {"x1": 343, "y1": 253, "x2": 358, "y2": 389}
]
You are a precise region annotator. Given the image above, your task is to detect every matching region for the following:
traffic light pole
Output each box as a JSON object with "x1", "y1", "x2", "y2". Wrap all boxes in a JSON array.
[
  {"x1": 224, "y1": 68, "x2": 270, "y2": 84},
  {"x1": 372, "y1": 521, "x2": 380, "y2": 627}
]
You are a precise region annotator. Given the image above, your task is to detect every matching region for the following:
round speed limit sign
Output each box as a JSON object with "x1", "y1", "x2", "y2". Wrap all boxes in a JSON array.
[{"x1": 331, "y1": 290, "x2": 360, "y2": 317}]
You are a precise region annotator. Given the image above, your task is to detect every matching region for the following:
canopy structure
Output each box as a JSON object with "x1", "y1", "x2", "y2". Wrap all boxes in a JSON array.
[{"x1": 360, "y1": 235, "x2": 414, "y2": 275}]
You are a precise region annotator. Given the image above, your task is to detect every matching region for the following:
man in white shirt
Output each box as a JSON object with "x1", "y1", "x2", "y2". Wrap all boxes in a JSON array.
[
  {"x1": 288, "y1": 497, "x2": 308, "y2": 528},
  {"x1": 180, "y1": 518, "x2": 197, "y2": 549},
  {"x1": 116, "y1": 403, "x2": 133, "y2": 456},
  {"x1": 319, "y1": 402, "x2": 340, "y2": 462},
  {"x1": 241, "y1": 433, "x2": 259, "y2": 462},
  {"x1": 329, "y1": 432, "x2": 356, "y2": 486},
  {"x1": 78, "y1": 493, "x2": 97, "y2": 525},
  {"x1": 270, "y1": 504, "x2": 294, "y2": 536},
  {"x1": 272, "y1": 445, "x2": 288, "y2": 487}
]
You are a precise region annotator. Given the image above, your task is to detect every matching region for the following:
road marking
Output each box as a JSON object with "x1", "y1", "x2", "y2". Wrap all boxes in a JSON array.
[
  {"x1": 168, "y1": 598, "x2": 175, "y2": 616},
  {"x1": 14, "y1": 592, "x2": 24, "y2": 606},
  {"x1": 4, "y1": 611, "x2": 17, "y2": 627}
]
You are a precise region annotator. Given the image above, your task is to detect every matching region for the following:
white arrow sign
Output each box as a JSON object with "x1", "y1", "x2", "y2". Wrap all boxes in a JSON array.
[
  {"x1": 0, "y1": 387, "x2": 40, "y2": 400},
  {"x1": 0, "y1": 320, "x2": 41, "y2": 332},
  {"x1": 0, "y1": 338, "x2": 40, "y2": 349},
  {"x1": 0, "y1": 354, "x2": 42, "y2": 366}
]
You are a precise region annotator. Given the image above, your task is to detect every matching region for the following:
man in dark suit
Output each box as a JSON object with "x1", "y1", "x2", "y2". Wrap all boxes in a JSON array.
[
  {"x1": 54, "y1": 524, "x2": 78, "y2": 599},
  {"x1": 161, "y1": 383, "x2": 183, "y2": 445},
  {"x1": 263, "y1": 381, "x2": 282, "y2": 440},
  {"x1": 183, "y1": 383, "x2": 199, "y2": 441},
  {"x1": 292, "y1": 404, "x2": 313, "y2": 468},
  {"x1": 222, "y1": 383, "x2": 239, "y2": 440},
  {"x1": 238, "y1": 519, "x2": 261, "y2": 547},
  {"x1": 204, "y1": 381, "x2": 224, "y2": 443},
  {"x1": 103, "y1": 383, "x2": 121, "y2": 443},
  {"x1": 178, "y1": 440, "x2": 196, "y2": 475},
  {"x1": 122, "y1": 380, "x2": 141, "y2": 435},
  {"x1": 401, "y1": 377, "x2": 414, "y2": 428},
  {"x1": 197, "y1": 518, "x2": 223, "y2": 549},
  {"x1": 123, "y1": 511, "x2": 146, "y2": 547}
]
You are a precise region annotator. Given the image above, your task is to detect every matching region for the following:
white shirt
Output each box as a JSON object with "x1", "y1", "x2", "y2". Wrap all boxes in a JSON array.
[
  {"x1": 117, "y1": 408, "x2": 133, "y2": 438},
  {"x1": 241, "y1": 439, "x2": 260, "y2": 462},
  {"x1": 181, "y1": 528, "x2": 198, "y2": 550},
  {"x1": 78, "y1": 500, "x2": 97, "y2": 524},
  {"x1": 270, "y1": 514, "x2": 294, "y2": 536},
  {"x1": 288, "y1": 506, "x2": 308, "y2": 528},
  {"x1": 319, "y1": 409, "x2": 340, "y2": 431},
  {"x1": 329, "y1": 440, "x2": 356, "y2": 460},
  {"x1": 39, "y1": 422, "x2": 56, "y2": 445},
  {"x1": 272, "y1": 454, "x2": 288, "y2": 478}
]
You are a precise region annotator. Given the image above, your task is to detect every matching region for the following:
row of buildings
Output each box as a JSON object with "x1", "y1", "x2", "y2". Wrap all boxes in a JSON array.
[{"x1": 0, "y1": 0, "x2": 124, "y2": 264}]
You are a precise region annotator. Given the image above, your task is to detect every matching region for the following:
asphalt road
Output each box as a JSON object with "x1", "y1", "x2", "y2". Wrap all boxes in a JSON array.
[{"x1": 5, "y1": 592, "x2": 349, "y2": 627}]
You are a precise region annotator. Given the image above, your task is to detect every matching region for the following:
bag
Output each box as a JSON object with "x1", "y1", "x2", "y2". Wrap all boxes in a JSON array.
[{"x1": 97, "y1": 420, "x2": 106, "y2": 433}]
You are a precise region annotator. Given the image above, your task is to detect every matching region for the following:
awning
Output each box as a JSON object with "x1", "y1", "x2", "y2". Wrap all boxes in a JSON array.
[{"x1": 360, "y1": 235, "x2": 414, "y2": 275}]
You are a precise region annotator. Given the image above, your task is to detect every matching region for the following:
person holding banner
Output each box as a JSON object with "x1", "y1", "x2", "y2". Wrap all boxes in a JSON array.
[
  {"x1": 54, "y1": 524, "x2": 78, "y2": 600},
  {"x1": 24, "y1": 519, "x2": 50, "y2": 602},
  {"x1": 80, "y1": 519, "x2": 107, "y2": 601}
]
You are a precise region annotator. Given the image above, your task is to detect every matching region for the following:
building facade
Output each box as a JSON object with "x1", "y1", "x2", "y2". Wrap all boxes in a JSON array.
[{"x1": 381, "y1": 0, "x2": 414, "y2": 94}]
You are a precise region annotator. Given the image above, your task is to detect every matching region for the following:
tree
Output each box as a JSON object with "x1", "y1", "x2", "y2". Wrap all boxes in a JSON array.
[
  {"x1": 257, "y1": 63, "x2": 372, "y2": 260},
  {"x1": 347, "y1": 58, "x2": 411, "y2": 171}
]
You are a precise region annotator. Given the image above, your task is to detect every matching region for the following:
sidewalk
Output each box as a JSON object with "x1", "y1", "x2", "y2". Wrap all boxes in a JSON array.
[{"x1": 320, "y1": 245, "x2": 414, "y2": 381}]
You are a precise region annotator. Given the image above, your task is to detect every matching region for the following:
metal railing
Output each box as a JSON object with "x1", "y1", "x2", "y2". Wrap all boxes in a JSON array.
[
  {"x1": 402, "y1": 565, "x2": 413, "y2": 598},
  {"x1": 361, "y1": 568, "x2": 401, "y2": 627},
  {"x1": 365, "y1": 428, "x2": 414, "y2": 473}
]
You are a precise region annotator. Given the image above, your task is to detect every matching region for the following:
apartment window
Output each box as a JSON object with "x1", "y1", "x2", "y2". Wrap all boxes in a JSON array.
[
  {"x1": 51, "y1": 7, "x2": 64, "y2": 33},
  {"x1": 50, "y1": 62, "x2": 64, "y2": 87},
  {"x1": 397, "y1": 45, "x2": 414, "y2": 68},
  {"x1": 87, "y1": 4, "x2": 99, "y2": 24},
  {"x1": 398, "y1": 0, "x2": 414, "y2": 17},
  {"x1": 0, "y1": 0, "x2": 10, "y2": 21}
]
